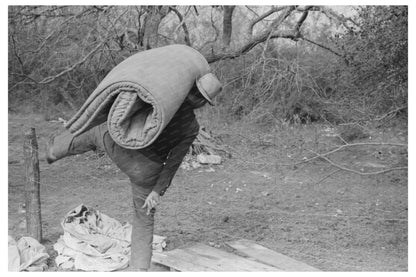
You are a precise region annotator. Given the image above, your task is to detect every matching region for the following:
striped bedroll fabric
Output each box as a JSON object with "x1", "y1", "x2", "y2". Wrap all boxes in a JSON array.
[{"x1": 65, "y1": 44, "x2": 210, "y2": 149}]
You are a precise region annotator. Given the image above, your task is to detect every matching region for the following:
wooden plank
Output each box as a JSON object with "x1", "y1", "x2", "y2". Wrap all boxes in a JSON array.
[
  {"x1": 152, "y1": 251, "x2": 213, "y2": 271},
  {"x1": 167, "y1": 243, "x2": 281, "y2": 271},
  {"x1": 226, "y1": 239, "x2": 320, "y2": 271}
]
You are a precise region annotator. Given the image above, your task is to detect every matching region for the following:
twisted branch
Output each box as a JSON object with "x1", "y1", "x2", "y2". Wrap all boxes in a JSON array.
[
  {"x1": 170, "y1": 6, "x2": 191, "y2": 46},
  {"x1": 247, "y1": 6, "x2": 286, "y2": 36}
]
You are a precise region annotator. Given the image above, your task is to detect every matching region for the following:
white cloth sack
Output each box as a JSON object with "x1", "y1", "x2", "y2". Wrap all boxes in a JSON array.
[
  {"x1": 8, "y1": 236, "x2": 49, "y2": 271},
  {"x1": 54, "y1": 204, "x2": 166, "y2": 271}
]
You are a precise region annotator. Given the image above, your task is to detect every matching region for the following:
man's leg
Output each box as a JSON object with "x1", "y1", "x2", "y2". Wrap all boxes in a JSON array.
[
  {"x1": 48, "y1": 123, "x2": 163, "y2": 270},
  {"x1": 46, "y1": 124, "x2": 106, "y2": 164},
  {"x1": 100, "y1": 131, "x2": 164, "y2": 271},
  {"x1": 130, "y1": 185, "x2": 155, "y2": 271}
]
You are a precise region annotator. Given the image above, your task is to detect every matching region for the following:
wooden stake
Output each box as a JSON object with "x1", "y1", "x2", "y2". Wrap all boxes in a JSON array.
[{"x1": 23, "y1": 128, "x2": 42, "y2": 241}]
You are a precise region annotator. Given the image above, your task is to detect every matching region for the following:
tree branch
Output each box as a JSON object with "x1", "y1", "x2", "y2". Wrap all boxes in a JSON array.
[
  {"x1": 282, "y1": 142, "x2": 407, "y2": 167},
  {"x1": 21, "y1": 8, "x2": 127, "y2": 85},
  {"x1": 261, "y1": 6, "x2": 297, "y2": 55},
  {"x1": 375, "y1": 106, "x2": 407, "y2": 121},
  {"x1": 301, "y1": 36, "x2": 344, "y2": 58},
  {"x1": 245, "y1": 6, "x2": 260, "y2": 18},
  {"x1": 197, "y1": 8, "x2": 220, "y2": 51},
  {"x1": 317, "y1": 6, "x2": 359, "y2": 30},
  {"x1": 170, "y1": 6, "x2": 192, "y2": 46},
  {"x1": 205, "y1": 29, "x2": 298, "y2": 63},
  {"x1": 207, "y1": 6, "x2": 297, "y2": 63},
  {"x1": 247, "y1": 6, "x2": 286, "y2": 36},
  {"x1": 295, "y1": 6, "x2": 313, "y2": 33},
  {"x1": 206, "y1": 5, "x2": 353, "y2": 63},
  {"x1": 28, "y1": 9, "x2": 91, "y2": 54},
  {"x1": 310, "y1": 150, "x2": 407, "y2": 176},
  {"x1": 269, "y1": 6, "x2": 295, "y2": 30},
  {"x1": 313, "y1": 169, "x2": 341, "y2": 185},
  {"x1": 10, "y1": 34, "x2": 25, "y2": 73},
  {"x1": 37, "y1": 41, "x2": 105, "y2": 84},
  {"x1": 142, "y1": 6, "x2": 169, "y2": 49}
]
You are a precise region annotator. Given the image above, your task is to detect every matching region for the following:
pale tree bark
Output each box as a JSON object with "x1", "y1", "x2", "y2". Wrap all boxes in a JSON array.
[{"x1": 142, "y1": 6, "x2": 169, "y2": 49}]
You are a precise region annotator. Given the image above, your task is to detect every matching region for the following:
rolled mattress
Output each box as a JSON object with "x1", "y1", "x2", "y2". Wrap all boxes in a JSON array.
[{"x1": 65, "y1": 44, "x2": 210, "y2": 149}]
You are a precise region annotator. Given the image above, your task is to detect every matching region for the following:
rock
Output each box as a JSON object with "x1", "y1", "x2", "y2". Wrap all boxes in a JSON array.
[
  {"x1": 250, "y1": 171, "x2": 272, "y2": 179},
  {"x1": 153, "y1": 235, "x2": 167, "y2": 253},
  {"x1": 191, "y1": 160, "x2": 202, "y2": 168},
  {"x1": 58, "y1": 117, "x2": 67, "y2": 125},
  {"x1": 197, "y1": 154, "x2": 222, "y2": 164},
  {"x1": 261, "y1": 191, "x2": 270, "y2": 196},
  {"x1": 222, "y1": 216, "x2": 230, "y2": 223}
]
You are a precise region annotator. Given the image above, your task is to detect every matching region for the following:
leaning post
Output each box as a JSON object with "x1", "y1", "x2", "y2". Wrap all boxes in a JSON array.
[{"x1": 23, "y1": 127, "x2": 42, "y2": 241}]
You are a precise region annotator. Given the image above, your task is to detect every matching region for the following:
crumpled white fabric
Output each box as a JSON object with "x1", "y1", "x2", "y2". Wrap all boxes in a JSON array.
[
  {"x1": 8, "y1": 236, "x2": 49, "y2": 271},
  {"x1": 54, "y1": 204, "x2": 165, "y2": 271}
]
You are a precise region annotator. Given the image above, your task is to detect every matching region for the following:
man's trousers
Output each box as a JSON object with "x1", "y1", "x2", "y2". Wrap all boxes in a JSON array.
[{"x1": 50, "y1": 123, "x2": 164, "y2": 270}]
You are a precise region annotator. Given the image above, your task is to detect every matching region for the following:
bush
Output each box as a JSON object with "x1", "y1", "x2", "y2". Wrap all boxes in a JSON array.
[
  {"x1": 212, "y1": 42, "x2": 355, "y2": 126},
  {"x1": 334, "y1": 6, "x2": 408, "y2": 114}
]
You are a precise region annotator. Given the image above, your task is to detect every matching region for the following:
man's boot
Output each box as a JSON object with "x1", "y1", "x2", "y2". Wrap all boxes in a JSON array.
[{"x1": 45, "y1": 130, "x2": 74, "y2": 164}]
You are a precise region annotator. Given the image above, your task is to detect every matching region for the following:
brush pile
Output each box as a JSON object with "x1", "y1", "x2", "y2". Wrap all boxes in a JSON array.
[{"x1": 181, "y1": 128, "x2": 230, "y2": 170}]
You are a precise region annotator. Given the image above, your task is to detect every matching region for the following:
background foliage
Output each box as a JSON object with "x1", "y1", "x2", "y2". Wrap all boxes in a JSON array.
[{"x1": 8, "y1": 5, "x2": 408, "y2": 126}]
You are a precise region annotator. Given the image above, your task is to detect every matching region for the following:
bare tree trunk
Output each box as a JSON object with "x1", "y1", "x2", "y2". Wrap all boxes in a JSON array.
[
  {"x1": 23, "y1": 128, "x2": 42, "y2": 241},
  {"x1": 222, "y1": 6, "x2": 235, "y2": 48},
  {"x1": 143, "y1": 6, "x2": 169, "y2": 49}
]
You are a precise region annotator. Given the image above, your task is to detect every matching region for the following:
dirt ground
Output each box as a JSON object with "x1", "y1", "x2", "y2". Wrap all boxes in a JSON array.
[{"x1": 8, "y1": 112, "x2": 408, "y2": 271}]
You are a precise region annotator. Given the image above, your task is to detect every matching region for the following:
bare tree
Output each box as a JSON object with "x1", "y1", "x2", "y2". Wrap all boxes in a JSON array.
[{"x1": 222, "y1": 6, "x2": 236, "y2": 47}]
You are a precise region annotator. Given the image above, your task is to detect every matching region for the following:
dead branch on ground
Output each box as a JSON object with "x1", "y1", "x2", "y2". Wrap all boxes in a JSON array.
[
  {"x1": 308, "y1": 149, "x2": 407, "y2": 176},
  {"x1": 282, "y1": 142, "x2": 407, "y2": 175},
  {"x1": 313, "y1": 169, "x2": 341, "y2": 185}
]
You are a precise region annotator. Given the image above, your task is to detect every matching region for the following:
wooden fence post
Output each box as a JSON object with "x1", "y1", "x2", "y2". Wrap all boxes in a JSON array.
[{"x1": 23, "y1": 127, "x2": 42, "y2": 241}]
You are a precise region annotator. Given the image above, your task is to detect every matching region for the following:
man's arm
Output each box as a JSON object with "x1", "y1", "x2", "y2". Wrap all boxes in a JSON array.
[
  {"x1": 152, "y1": 129, "x2": 198, "y2": 196},
  {"x1": 142, "y1": 131, "x2": 198, "y2": 214}
]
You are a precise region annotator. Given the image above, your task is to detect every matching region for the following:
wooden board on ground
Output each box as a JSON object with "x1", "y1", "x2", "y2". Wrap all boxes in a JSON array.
[
  {"x1": 152, "y1": 251, "x2": 213, "y2": 271},
  {"x1": 152, "y1": 243, "x2": 281, "y2": 271},
  {"x1": 226, "y1": 239, "x2": 320, "y2": 271}
]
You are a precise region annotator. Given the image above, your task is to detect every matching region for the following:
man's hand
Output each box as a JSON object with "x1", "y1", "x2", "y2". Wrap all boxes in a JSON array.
[{"x1": 141, "y1": 191, "x2": 160, "y2": 215}]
